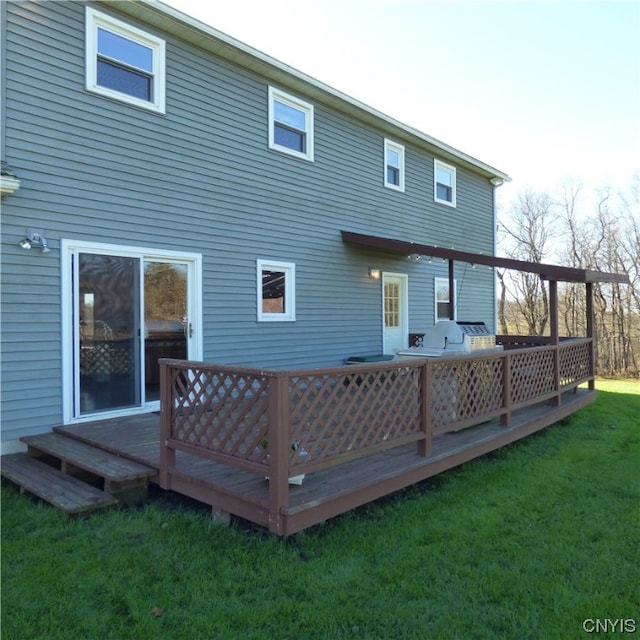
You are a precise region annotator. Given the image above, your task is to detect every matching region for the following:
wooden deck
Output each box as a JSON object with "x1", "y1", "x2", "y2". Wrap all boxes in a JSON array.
[
  {"x1": 55, "y1": 386, "x2": 596, "y2": 535},
  {"x1": 1, "y1": 339, "x2": 596, "y2": 533}
]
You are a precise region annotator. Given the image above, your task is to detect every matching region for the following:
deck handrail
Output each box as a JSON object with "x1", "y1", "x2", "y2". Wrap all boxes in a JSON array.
[{"x1": 158, "y1": 338, "x2": 593, "y2": 519}]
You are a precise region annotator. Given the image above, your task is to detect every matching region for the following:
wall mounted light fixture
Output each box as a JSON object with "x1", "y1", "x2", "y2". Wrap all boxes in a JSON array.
[
  {"x1": 19, "y1": 228, "x2": 51, "y2": 253},
  {"x1": 489, "y1": 177, "x2": 504, "y2": 187},
  {"x1": 368, "y1": 268, "x2": 381, "y2": 280}
]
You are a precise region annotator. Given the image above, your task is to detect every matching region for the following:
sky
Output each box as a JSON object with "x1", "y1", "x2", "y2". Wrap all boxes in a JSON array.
[{"x1": 161, "y1": 0, "x2": 640, "y2": 209}]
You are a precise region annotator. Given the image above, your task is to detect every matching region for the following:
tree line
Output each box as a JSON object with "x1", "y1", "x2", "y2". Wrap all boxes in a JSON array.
[{"x1": 497, "y1": 177, "x2": 639, "y2": 378}]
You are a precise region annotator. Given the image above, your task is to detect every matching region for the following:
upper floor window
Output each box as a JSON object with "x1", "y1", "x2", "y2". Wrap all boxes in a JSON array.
[
  {"x1": 384, "y1": 139, "x2": 405, "y2": 191},
  {"x1": 85, "y1": 8, "x2": 166, "y2": 113},
  {"x1": 257, "y1": 259, "x2": 296, "y2": 321},
  {"x1": 434, "y1": 160, "x2": 456, "y2": 207},
  {"x1": 268, "y1": 87, "x2": 314, "y2": 161}
]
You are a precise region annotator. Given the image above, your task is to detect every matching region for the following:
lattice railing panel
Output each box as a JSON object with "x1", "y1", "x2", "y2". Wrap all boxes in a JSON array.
[
  {"x1": 162, "y1": 342, "x2": 586, "y2": 481},
  {"x1": 430, "y1": 363, "x2": 459, "y2": 428},
  {"x1": 510, "y1": 348, "x2": 556, "y2": 405},
  {"x1": 559, "y1": 340, "x2": 592, "y2": 387},
  {"x1": 288, "y1": 367, "x2": 422, "y2": 467},
  {"x1": 170, "y1": 368, "x2": 269, "y2": 464},
  {"x1": 431, "y1": 358, "x2": 504, "y2": 432}
]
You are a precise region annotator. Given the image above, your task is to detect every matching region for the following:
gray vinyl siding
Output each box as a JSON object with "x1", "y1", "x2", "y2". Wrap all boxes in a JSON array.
[{"x1": 1, "y1": 0, "x2": 497, "y2": 441}]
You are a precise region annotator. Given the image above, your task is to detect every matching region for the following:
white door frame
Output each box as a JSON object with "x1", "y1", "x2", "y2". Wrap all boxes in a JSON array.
[
  {"x1": 382, "y1": 271, "x2": 409, "y2": 354},
  {"x1": 61, "y1": 239, "x2": 202, "y2": 424}
]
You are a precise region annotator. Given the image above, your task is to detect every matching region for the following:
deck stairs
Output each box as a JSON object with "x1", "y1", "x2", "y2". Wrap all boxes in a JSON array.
[{"x1": 1, "y1": 432, "x2": 157, "y2": 514}]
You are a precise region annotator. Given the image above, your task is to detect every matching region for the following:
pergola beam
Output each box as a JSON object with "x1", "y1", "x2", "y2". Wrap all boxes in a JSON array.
[{"x1": 341, "y1": 230, "x2": 629, "y2": 285}]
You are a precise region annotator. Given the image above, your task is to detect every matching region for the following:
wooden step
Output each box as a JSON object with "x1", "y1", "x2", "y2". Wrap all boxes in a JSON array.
[
  {"x1": 21, "y1": 432, "x2": 156, "y2": 504},
  {"x1": 1, "y1": 453, "x2": 118, "y2": 514}
]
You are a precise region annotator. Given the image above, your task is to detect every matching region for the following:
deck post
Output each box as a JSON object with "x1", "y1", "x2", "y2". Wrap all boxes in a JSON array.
[
  {"x1": 501, "y1": 352, "x2": 512, "y2": 426},
  {"x1": 158, "y1": 359, "x2": 174, "y2": 489},
  {"x1": 267, "y1": 371, "x2": 290, "y2": 535},
  {"x1": 417, "y1": 361, "x2": 432, "y2": 456}
]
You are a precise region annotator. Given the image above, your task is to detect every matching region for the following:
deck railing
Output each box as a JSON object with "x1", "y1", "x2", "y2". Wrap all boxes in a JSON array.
[{"x1": 158, "y1": 338, "x2": 593, "y2": 520}]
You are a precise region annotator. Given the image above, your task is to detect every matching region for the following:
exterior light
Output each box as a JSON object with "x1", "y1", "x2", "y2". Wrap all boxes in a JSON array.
[
  {"x1": 19, "y1": 228, "x2": 51, "y2": 253},
  {"x1": 368, "y1": 268, "x2": 381, "y2": 280}
]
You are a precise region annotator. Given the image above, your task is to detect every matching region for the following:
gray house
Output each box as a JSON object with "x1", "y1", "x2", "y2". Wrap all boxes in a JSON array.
[{"x1": 0, "y1": 0, "x2": 509, "y2": 453}]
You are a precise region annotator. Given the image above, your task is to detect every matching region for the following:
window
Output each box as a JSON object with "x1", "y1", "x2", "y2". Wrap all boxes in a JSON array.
[
  {"x1": 257, "y1": 260, "x2": 296, "y2": 321},
  {"x1": 85, "y1": 8, "x2": 166, "y2": 113},
  {"x1": 268, "y1": 87, "x2": 314, "y2": 161},
  {"x1": 384, "y1": 139, "x2": 405, "y2": 191},
  {"x1": 435, "y1": 277, "x2": 456, "y2": 322},
  {"x1": 434, "y1": 160, "x2": 456, "y2": 206}
]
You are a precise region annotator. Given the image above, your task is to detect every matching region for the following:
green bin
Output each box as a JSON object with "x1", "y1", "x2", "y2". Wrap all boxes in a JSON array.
[
  {"x1": 345, "y1": 354, "x2": 395, "y2": 385},
  {"x1": 345, "y1": 354, "x2": 395, "y2": 364}
]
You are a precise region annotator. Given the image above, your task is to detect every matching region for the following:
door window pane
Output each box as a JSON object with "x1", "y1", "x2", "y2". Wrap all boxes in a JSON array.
[
  {"x1": 385, "y1": 282, "x2": 400, "y2": 328},
  {"x1": 79, "y1": 254, "x2": 140, "y2": 414},
  {"x1": 144, "y1": 262, "x2": 187, "y2": 402}
]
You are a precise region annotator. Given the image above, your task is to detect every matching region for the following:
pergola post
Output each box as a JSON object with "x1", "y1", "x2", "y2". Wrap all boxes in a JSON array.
[
  {"x1": 549, "y1": 280, "x2": 559, "y2": 345},
  {"x1": 586, "y1": 282, "x2": 595, "y2": 390},
  {"x1": 549, "y1": 280, "x2": 560, "y2": 405},
  {"x1": 448, "y1": 259, "x2": 455, "y2": 320}
]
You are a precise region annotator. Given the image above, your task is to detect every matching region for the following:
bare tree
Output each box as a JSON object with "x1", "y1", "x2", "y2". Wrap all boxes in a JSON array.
[
  {"x1": 498, "y1": 178, "x2": 638, "y2": 377},
  {"x1": 558, "y1": 182, "x2": 590, "y2": 336},
  {"x1": 498, "y1": 189, "x2": 555, "y2": 335}
]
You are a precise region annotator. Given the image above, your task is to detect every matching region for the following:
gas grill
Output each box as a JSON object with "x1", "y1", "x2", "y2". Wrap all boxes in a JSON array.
[{"x1": 397, "y1": 321, "x2": 502, "y2": 358}]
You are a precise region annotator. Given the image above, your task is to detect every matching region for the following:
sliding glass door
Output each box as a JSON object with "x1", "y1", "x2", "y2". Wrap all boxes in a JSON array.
[{"x1": 65, "y1": 243, "x2": 200, "y2": 420}]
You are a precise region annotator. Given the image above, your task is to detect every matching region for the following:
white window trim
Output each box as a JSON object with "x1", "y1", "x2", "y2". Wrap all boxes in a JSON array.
[
  {"x1": 257, "y1": 259, "x2": 296, "y2": 322},
  {"x1": 268, "y1": 87, "x2": 314, "y2": 162},
  {"x1": 384, "y1": 139, "x2": 405, "y2": 192},
  {"x1": 434, "y1": 159, "x2": 457, "y2": 207},
  {"x1": 85, "y1": 7, "x2": 166, "y2": 113},
  {"x1": 434, "y1": 276, "x2": 457, "y2": 323}
]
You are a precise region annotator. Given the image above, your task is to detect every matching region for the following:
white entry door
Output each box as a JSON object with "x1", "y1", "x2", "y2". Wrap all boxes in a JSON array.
[{"x1": 382, "y1": 272, "x2": 408, "y2": 354}]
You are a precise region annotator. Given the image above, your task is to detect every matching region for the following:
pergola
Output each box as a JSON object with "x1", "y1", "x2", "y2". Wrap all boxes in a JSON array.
[{"x1": 341, "y1": 230, "x2": 630, "y2": 345}]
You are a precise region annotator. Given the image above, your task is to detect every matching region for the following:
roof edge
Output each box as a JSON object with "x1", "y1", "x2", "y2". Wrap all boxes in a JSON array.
[{"x1": 105, "y1": 0, "x2": 511, "y2": 182}]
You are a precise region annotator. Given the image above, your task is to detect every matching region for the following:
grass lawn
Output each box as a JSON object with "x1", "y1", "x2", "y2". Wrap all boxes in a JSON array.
[{"x1": 2, "y1": 379, "x2": 638, "y2": 639}]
